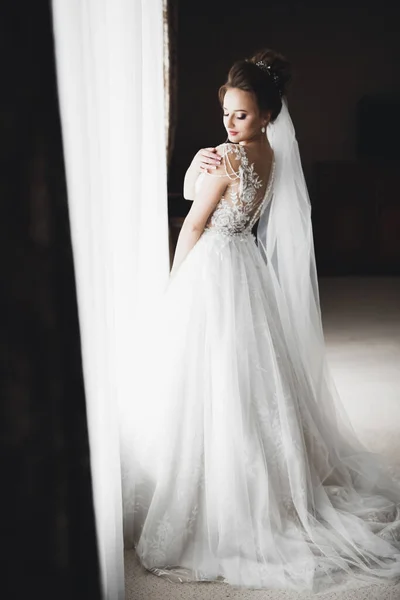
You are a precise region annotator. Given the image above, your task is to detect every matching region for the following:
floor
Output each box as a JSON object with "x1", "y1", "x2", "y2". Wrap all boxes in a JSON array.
[{"x1": 125, "y1": 277, "x2": 400, "y2": 600}]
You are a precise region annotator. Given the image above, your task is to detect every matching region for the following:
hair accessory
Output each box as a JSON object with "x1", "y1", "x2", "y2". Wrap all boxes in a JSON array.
[{"x1": 255, "y1": 60, "x2": 282, "y2": 97}]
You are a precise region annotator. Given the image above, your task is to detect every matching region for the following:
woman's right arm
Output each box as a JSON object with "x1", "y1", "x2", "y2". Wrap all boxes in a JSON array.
[{"x1": 183, "y1": 147, "x2": 223, "y2": 200}]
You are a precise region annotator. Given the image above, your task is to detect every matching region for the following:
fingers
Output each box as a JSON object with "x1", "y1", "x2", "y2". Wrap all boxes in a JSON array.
[
  {"x1": 195, "y1": 147, "x2": 223, "y2": 175},
  {"x1": 202, "y1": 155, "x2": 221, "y2": 165},
  {"x1": 200, "y1": 163, "x2": 216, "y2": 172},
  {"x1": 200, "y1": 153, "x2": 222, "y2": 171},
  {"x1": 201, "y1": 148, "x2": 222, "y2": 163}
]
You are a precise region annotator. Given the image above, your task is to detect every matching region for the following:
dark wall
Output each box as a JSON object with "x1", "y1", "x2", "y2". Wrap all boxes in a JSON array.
[
  {"x1": 168, "y1": 0, "x2": 400, "y2": 274},
  {"x1": 169, "y1": 0, "x2": 400, "y2": 189}
]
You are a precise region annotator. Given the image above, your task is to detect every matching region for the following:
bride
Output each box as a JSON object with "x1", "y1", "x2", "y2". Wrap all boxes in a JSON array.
[{"x1": 121, "y1": 48, "x2": 400, "y2": 594}]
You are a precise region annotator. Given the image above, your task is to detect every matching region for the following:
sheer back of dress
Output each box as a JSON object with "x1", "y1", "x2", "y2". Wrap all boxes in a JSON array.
[{"x1": 203, "y1": 142, "x2": 275, "y2": 236}]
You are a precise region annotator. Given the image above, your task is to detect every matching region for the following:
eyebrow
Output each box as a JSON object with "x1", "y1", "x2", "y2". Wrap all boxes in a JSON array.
[{"x1": 223, "y1": 108, "x2": 248, "y2": 112}]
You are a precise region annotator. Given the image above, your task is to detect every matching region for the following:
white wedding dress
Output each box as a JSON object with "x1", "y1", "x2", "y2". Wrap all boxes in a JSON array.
[{"x1": 121, "y1": 139, "x2": 400, "y2": 594}]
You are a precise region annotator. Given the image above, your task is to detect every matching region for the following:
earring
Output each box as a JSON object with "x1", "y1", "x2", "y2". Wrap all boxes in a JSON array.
[{"x1": 261, "y1": 126, "x2": 266, "y2": 133}]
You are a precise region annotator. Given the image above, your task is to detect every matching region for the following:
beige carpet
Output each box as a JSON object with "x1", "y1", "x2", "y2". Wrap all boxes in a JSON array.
[
  {"x1": 125, "y1": 551, "x2": 400, "y2": 600},
  {"x1": 125, "y1": 277, "x2": 400, "y2": 600}
]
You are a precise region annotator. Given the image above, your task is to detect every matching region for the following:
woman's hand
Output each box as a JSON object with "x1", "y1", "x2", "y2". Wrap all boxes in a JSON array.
[
  {"x1": 191, "y1": 147, "x2": 222, "y2": 173},
  {"x1": 183, "y1": 146, "x2": 224, "y2": 201}
]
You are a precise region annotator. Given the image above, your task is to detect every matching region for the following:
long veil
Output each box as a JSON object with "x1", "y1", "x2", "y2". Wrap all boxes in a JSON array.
[{"x1": 258, "y1": 97, "x2": 400, "y2": 494}]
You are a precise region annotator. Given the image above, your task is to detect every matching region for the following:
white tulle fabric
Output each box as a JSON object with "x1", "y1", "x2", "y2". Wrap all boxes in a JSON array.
[{"x1": 121, "y1": 100, "x2": 400, "y2": 594}]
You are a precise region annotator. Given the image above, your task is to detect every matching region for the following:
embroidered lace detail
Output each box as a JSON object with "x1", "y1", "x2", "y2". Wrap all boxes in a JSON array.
[{"x1": 204, "y1": 144, "x2": 275, "y2": 238}]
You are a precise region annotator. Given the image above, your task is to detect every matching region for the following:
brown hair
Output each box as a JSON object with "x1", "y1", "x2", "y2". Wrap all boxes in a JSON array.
[{"x1": 218, "y1": 48, "x2": 292, "y2": 122}]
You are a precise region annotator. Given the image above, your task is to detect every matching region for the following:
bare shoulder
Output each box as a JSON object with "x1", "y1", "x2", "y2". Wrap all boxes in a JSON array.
[
  {"x1": 198, "y1": 142, "x2": 234, "y2": 179},
  {"x1": 214, "y1": 142, "x2": 241, "y2": 177},
  {"x1": 215, "y1": 142, "x2": 239, "y2": 157}
]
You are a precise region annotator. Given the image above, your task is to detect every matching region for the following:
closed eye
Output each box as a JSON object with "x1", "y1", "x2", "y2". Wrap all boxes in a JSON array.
[{"x1": 223, "y1": 113, "x2": 247, "y2": 120}]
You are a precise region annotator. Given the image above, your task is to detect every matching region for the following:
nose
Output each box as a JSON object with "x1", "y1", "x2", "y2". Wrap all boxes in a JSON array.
[{"x1": 227, "y1": 115, "x2": 235, "y2": 129}]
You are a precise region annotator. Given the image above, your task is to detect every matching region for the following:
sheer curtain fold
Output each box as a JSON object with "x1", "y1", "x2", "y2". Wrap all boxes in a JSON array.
[
  {"x1": 163, "y1": 0, "x2": 178, "y2": 165},
  {"x1": 51, "y1": 1, "x2": 169, "y2": 598}
]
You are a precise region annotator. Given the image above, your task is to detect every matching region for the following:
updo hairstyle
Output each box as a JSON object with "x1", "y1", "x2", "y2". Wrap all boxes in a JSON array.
[{"x1": 218, "y1": 48, "x2": 292, "y2": 123}]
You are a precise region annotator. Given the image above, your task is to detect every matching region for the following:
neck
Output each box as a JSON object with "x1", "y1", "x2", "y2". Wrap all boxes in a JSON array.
[{"x1": 239, "y1": 132, "x2": 270, "y2": 149}]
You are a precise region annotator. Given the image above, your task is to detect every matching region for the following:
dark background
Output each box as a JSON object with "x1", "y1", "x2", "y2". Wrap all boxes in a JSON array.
[
  {"x1": 171, "y1": 0, "x2": 400, "y2": 180},
  {"x1": 1, "y1": 1, "x2": 399, "y2": 598},
  {"x1": 1, "y1": 2, "x2": 101, "y2": 599},
  {"x1": 169, "y1": 0, "x2": 400, "y2": 275}
]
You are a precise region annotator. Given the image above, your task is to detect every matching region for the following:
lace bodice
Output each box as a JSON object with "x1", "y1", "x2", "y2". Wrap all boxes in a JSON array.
[{"x1": 196, "y1": 142, "x2": 275, "y2": 238}]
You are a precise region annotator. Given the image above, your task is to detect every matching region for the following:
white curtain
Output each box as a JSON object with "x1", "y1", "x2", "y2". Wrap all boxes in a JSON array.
[{"x1": 51, "y1": 1, "x2": 170, "y2": 598}]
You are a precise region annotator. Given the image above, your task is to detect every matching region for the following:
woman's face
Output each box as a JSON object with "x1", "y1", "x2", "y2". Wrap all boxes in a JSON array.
[{"x1": 223, "y1": 87, "x2": 268, "y2": 144}]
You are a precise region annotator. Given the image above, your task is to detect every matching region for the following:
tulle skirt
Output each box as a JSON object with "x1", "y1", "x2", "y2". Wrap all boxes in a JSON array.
[{"x1": 120, "y1": 227, "x2": 400, "y2": 594}]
